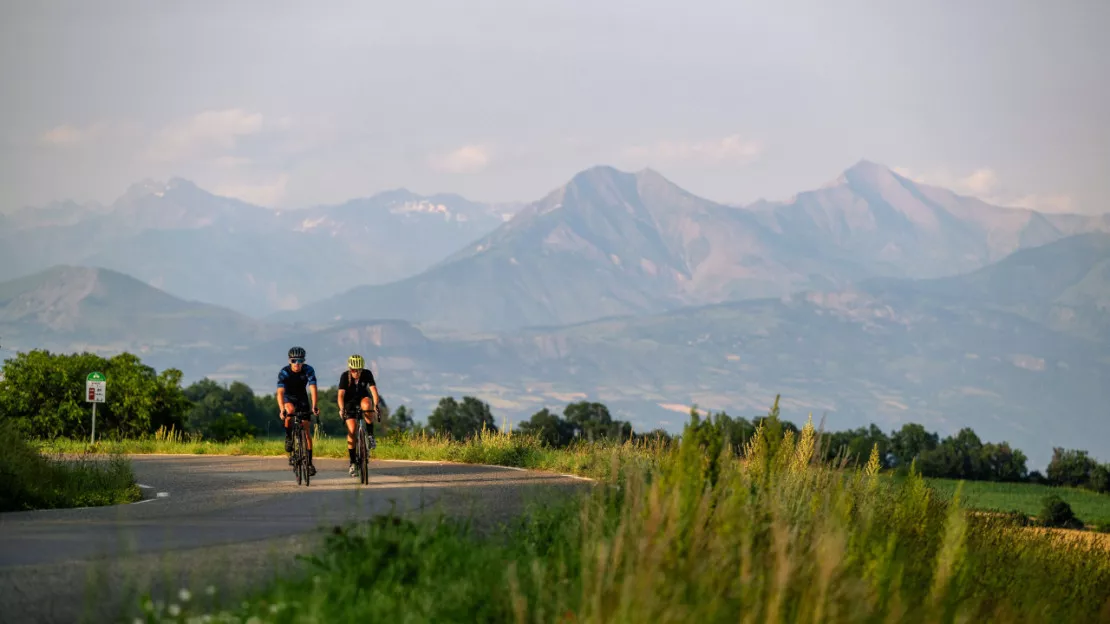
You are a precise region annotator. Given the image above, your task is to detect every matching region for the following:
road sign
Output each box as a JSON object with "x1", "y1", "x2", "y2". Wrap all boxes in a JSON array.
[
  {"x1": 85, "y1": 372, "x2": 106, "y2": 403},
  {"x1": 85, "y1": 371, "x2": 106, "y2": 444}
]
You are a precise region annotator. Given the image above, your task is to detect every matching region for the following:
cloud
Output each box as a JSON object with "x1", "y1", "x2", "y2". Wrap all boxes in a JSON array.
[
  {"x1": 213, "y1": 173, "x2": 290, "y2": 207},
  {"x1": 427, "y1": 144, "x2": 491, "y2": 174},
  {"x1": 960, "y1": 168, "x2": 999, "y2": 195},
  {"x1": 892, "y1": 165, "x2": 1074, "y2": 214},
  {"x1": 39, "y1": 122, "x2": 109, "y2": 146},
  {"x1": 622, "y1": 133, "x2": 763, "y2": 166},
  {"x1": 146, "y1": 108, "x2": 267, "y2": 162},
  {"x1": 1003, "y1": 193, "x2": 1075, "y2": 214},
  {"x1": 211, "y1": 155, "x2": 253, "y2": 168}
]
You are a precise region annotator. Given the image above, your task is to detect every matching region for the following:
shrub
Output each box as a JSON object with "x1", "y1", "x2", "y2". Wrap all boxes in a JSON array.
[{"x1": 1037, "y1": 494, "x2": 1083, "y2": 529}]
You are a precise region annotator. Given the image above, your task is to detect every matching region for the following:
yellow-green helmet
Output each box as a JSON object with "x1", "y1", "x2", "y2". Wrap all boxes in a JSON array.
[{"x1": 347, "y1": 354, "x2": 364, "y2": 369}]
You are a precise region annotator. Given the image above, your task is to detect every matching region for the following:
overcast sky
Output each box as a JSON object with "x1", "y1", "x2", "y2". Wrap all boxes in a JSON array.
[{"x1": 2, "y1": 0, "x2": 1107, "y2": 213}]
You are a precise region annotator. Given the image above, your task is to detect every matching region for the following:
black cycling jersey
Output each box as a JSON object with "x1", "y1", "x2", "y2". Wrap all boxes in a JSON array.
[{"x1": 338, "y1": 368, "x2": 376, "y2": 406}]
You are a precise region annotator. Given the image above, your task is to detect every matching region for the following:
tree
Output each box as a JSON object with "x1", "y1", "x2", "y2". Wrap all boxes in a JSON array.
[
  {"x1": 822, "y1": 424, "x2": 892, "y2": 468},
  {"x1": 1046, "y1": 448, "x2": 1099, "y2": 488},
  {"x1": 386, "y1": 404, "x2": 417, "y2": 435},
  {"x1": 206, "y1": 413, "x2": 258, "y2": 442},
  {"x1": 0, "y1": 349, "x2": 188, "y2": 440},
  {"x1": 518, "y1": 407, "x2": 575, "y2": 448},
  {"x1": 980, "y1": 442, "x2": 1028, "y2": 482},
  {"x1": 1089, "y1": 464, "x2": 1110, "y2": 494},
  {"x1": 889, "y1": 423, "x2": 939, "y2": 468},
  {"x1": 563, "y1": 401, "x2": 631, "y2": 442},
  {"x1": 427, "y1": 396, "x2": 495, "y2": 440},
  {"x1": 183, "y1": 378, "x2": 273, "y2": 440}
]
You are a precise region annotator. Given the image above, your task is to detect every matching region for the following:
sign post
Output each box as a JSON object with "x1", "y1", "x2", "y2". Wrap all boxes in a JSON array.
[{"x1": 85, "y1": 372, "x2": 106, "y2": 444}]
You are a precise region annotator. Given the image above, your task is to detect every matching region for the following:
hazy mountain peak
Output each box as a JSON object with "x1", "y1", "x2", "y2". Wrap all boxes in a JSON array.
[
  {"x1": 841, "y1": 158, "x2": 901, "y2": 186},
  {"x1": 165, "y1": 177, "x2": 200, "y2": 193},
  {"x1": 120, "y1": 178, "x2": 169, "y2": 200}
]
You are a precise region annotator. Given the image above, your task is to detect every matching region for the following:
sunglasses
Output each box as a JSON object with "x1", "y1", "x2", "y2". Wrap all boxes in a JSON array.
[{"x1": 290, "y1": 358, "x2": 305, "y2": 364}]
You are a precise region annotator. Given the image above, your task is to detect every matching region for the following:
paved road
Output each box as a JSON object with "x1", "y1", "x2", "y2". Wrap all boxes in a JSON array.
[{"x1": 0, "y1": 455, "x2": 592, "y2": 623}]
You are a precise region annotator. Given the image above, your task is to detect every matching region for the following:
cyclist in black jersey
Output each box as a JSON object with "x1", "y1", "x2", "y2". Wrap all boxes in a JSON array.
[
  {"x1": 337, "y1": 354, "x2": 380, "y2": 477},
  {"x1": 276, "y1": 346, "x2": 320, "y2": 476}
]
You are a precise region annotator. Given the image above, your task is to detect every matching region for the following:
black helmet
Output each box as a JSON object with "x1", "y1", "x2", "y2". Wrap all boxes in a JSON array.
[{"x1": 288, "y1": 346, "x2": 306, "y2": 359}]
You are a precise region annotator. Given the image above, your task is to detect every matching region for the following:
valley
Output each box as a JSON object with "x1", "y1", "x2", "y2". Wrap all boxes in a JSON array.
[{"x1": 3, "y1": 161, "x2": 1109, "y2": 469}]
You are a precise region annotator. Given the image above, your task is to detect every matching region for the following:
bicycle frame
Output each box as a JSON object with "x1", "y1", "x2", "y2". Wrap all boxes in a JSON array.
[
  {"x1": 344, "y1": 407, "x2": 377, "y2": 485},
  {"x1": 286, "y1": 409, "x2": 312, "y2": 486}
]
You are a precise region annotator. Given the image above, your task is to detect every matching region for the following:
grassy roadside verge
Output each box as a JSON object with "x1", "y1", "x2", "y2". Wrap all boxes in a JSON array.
[
  {"x1": 40, "y1": 426, "x2": 1110, "y2": 528},
  {"x1": 37, "y1": 425, "x2": 665, "y2": 482},
  {"x1": 130, "y1": 419, "x2": 1110, "y2": 623},
  {"x1": 0, "y1": 421, "x2": 142, "y2": 512}
]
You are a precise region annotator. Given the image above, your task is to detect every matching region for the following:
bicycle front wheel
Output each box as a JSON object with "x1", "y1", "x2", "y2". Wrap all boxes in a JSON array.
[
  {"x1": 300, "y1": 427, "x2": 311, "y2": 486},
  {"x1": 357, "y1": 424, "x2": 368, "y2": 484}
]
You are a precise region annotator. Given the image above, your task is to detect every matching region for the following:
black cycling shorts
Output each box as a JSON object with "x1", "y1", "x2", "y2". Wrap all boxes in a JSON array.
[
  {"x1": 283, "y1": 395, "x2": 313, "y2": 420},
  {"x1": 342, "y1": 404, "x2": 374, "y2": 420}
]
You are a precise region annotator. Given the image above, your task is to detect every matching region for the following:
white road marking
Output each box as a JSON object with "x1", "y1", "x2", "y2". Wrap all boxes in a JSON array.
[{"x1": 378, "y1": 458, "x2": 596, "y2": 481}]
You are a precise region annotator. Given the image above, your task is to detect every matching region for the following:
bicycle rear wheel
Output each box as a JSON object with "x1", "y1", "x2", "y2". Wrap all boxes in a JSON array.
[
  {"x1": 293, "y1": 426, "x2": 303, "y2": 486},
  {"x1": 358, "y1": 422, "x2": 369, "y2": 484},
  {"x1": 300, "y1": 425, "x2": 311, "y2": 486}
]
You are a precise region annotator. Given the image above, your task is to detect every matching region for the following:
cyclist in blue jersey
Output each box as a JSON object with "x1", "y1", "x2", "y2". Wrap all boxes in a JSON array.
[{"x1": 276, "y1": 346, "x2": 320, "y2": 476}]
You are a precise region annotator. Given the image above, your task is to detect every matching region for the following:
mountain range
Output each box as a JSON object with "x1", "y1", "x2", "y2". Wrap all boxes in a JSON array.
[
  {"x1": 0, "y1": 179, "x2": 520, "y2": 317},
  {"x1": 2, "y1": 160, "x2": 1109, "y2": 468},
  {"x1": 281, "y1": 161, "x2": 1110, "y2": 332}
]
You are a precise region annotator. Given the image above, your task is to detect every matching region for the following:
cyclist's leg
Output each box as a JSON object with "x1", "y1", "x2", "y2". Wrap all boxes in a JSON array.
[
  {"x1": 282, "y1": 400, "x2": 298, "y2": 452},
  {"x1": 343, "y1": 408, "x2": 358, "y2": 475},
  {"x1": 360, "y1": 397, "x2": 376, "y2": 449},
  {"x1": 359, "y1": 397, "x2": 374, "y2": 430},
  {"x1": 299, "y1": 410, "x2": 316, "y2": 475}
]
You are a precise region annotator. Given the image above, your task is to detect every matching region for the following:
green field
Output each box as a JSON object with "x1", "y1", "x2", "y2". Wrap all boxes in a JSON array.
[{"x1": 925, "y1": 477, "x2": 1110, "y2": 526}]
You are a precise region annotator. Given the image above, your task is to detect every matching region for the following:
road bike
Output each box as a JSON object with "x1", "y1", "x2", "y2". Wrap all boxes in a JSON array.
[
  {"x1": 344, "y1": 406, "x2": 379, "y2": 484},
  {"x1": 284, "y1": 407, "x2": 313, "y2": 486}
]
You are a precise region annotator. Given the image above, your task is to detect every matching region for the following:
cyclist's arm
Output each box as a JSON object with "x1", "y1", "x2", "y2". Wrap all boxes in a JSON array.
[
  {"x1": 306, "y1": 365, "x2": 319, "y2": 410},
  {"x1": 276, "y1": 369, "x2": 287, "y2": 414},
  {"x1": 364, "y1": 369, "x2": 380, "y2": 410},
  {"x1": 337, "y1": 371, "x2": 348, "y2": 414}
]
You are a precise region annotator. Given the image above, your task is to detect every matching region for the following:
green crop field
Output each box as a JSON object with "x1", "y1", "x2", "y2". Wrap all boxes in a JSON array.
[{"x1": 924, "y1": 477, "x2": 1110, "y2": 526}]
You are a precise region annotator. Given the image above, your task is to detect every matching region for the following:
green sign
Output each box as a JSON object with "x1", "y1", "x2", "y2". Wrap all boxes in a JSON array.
[{"x1": 87, "y1": 371, "x2": 106, "y2": 382}]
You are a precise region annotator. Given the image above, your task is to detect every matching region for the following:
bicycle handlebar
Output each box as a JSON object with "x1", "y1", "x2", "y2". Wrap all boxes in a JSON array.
[{"x1": 341, "y1": 406, "x2": 381, "y2": 422}]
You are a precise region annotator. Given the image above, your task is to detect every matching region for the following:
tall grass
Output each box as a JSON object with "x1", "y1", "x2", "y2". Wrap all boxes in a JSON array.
[
  {"x1": 0, "y1": 420, "x2": 141, "y2": 511},
  {"x1": 39, "y1": 424, "x2": 665, "y2": 481},
  {"x1": 135, "y1": 417, "x2": 1110, "y2": 623}
]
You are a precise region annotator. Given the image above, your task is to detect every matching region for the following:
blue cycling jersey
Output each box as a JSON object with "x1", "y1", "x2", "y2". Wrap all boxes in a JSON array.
[{"x1": 277, "y1": 364, "x2": 317, "y2": 398}]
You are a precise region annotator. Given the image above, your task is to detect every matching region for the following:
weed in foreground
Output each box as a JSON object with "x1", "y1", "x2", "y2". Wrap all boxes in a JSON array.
[
  {"x1": 0, "y1": 420, "x2": 141, "y2": 511},
  {"x1": 131, "y1": 416, "x2": 1110, "y2": 623}
]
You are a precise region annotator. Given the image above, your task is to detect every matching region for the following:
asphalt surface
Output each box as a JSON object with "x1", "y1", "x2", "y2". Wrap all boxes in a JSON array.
[{"x1": 0, "y1": 454, "x2": 592, "y2": 623}]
